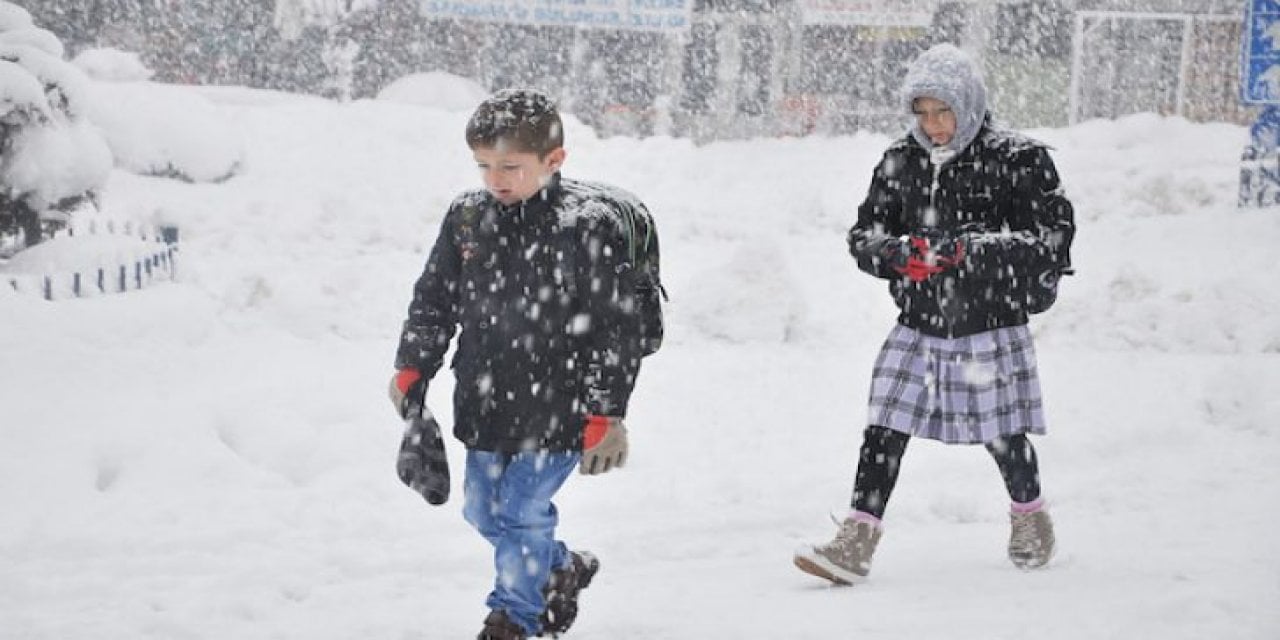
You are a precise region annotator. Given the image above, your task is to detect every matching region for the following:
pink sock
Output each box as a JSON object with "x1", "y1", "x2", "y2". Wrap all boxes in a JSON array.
[
  {"x1": 848, "y1": 510, "x2": 882, "y2": 526},
  {"x1": 1011, "y1": 497, "x2": 1045, "y2": 514}
]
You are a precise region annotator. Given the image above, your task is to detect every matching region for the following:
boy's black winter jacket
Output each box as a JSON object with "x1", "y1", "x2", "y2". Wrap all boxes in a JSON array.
[
  {"x1": 848, "y1": 124, "x2": 1076, "y2": 338},
  {"x1": 396, "y1": 174, "x2": 660, "y2": 453}
]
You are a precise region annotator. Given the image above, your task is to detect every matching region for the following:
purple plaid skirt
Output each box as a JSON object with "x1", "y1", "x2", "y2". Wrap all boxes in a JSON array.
[{"x1": 867, "y1": 324, "x2": 1047, "y2": 444}]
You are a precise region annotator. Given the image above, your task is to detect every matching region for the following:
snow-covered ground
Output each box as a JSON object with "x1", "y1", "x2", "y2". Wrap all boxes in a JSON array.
[{"x1": 1, "y1": 81, "x2": 1277, "y2": 639}]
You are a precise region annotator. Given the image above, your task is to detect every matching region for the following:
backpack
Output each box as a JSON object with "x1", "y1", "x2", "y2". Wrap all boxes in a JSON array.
[
  {"x1": 617, "y1": 203, "x2": 665, "y2": 356},
  {"x1": 559, "y1": 198, "x2": 664, "y2": 357},
  {"x1": 1026, "y1": 232, "x2": 1073, "y2": 315},
  {"x1": 1025, "y1": 267, "x2": 1071, "y2": 314}
]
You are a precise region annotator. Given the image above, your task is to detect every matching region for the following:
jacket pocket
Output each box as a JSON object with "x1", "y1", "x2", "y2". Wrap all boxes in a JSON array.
[{"x1": 957, "y1": 193, "x2": 997, "y2": 220}]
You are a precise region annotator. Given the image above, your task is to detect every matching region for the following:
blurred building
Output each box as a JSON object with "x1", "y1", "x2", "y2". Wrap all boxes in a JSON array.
[
  {"x1": 24, "y1": 0, "x2": 1252, "y2": 140},
  {"x1": 1069, "y1": 0, "x2": 1250, "y2": 126}
]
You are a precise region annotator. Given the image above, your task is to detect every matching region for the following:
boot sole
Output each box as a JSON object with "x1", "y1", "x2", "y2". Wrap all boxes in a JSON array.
[
  {"x1": 1010, "y1": 544, "x2": 1056, "y2": 570},
  {"x1": 792, "y1": 549, "x2": 865, "y2": 586},
  {"x1": 575, "y1": 551, "x2": 601, "y2": 590}
]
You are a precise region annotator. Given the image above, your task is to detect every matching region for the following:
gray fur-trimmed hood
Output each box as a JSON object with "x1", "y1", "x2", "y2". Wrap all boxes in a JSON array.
[{"x1": 901, "y1": 44, "x2": 988, "y2": 155}]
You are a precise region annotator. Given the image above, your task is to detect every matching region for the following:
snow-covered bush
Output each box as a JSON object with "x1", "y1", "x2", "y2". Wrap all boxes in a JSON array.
[
  {"x1": 72, "y1": 48, "x2": 154, "y2": 83},
  {"x1": 65, "y1": 44, "x2": 244, "y2": 185},
  {"x1": 376, "y1": 71, "x2": 489, "y2": 112},
  {"x1": 84, "y1": 80, "x2": 245, "y2": 185},
  {"x1": 0, "y1": 2, "x2": 111, "y2": 253}
]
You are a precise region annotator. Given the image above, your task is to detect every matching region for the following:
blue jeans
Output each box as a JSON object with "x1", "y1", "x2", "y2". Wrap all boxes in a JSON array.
[{"x1": 463, "y1": 449, "x2": 580, "y2": 635}]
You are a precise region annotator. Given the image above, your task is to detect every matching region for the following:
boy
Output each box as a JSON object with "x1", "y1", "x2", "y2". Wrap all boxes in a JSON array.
[
  {"x1": 389, "y1": 89, "x2": 662, "y2": 639},
  {"x1": 793, "y1": 44, "x2": 1074, "y2": 584}
]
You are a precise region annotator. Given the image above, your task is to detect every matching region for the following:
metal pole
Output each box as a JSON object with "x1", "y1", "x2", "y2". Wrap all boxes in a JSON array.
[
  {"x1": 1069, "y1": 11, "x2": 1085, "y2": 125},
  {"x1": 1175, "y1": 15, "x2": 1194, "y2": 117}
]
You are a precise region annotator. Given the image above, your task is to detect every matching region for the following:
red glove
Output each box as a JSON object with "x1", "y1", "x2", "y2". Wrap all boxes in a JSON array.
[
  {"x1": 893, "y1": 236, "x2": 965, "y2": 282},
  {"x1": 395, "y1": 368, "x2": 422, "y2": 392},
  {"x1": 581, "y1": 415, "x2": 628, "y2": 475},
  {"x1": 895, "y1": 256, "x2": 946, "y2": 282},
  {"x1": 388, "y1": 368, "x2": 426, "y2": 418},
  {"x1": 583, "y1": 415, "x2": 611, "y2": 449}
]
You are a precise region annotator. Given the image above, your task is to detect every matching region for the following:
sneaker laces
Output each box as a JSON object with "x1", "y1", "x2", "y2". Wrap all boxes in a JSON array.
[
  {"x1": 828, "y1": 518, "x2": 871, "y2": 548},
  {"x1": 1010, "y1": 512, "x2": 1039, "y2": 550}
]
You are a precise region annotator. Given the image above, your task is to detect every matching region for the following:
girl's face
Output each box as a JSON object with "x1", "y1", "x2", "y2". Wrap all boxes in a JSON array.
[
  {"x1": 913, "y1": 97, "x2": 957, "y2": 146},
  {"x1": 472, "y1": 145, "x2": 566, "y2": 205}
]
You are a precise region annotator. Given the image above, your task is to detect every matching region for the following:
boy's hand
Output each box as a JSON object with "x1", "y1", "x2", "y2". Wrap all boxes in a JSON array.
[
  {"x1": 388, "y1": 368, "x2": 426, "y2": 419},
  {"x1": 580, "y1": 415, "x2": 628, "y2": 475}
]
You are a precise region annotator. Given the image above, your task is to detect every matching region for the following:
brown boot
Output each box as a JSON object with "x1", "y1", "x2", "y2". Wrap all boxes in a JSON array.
[
  {"x1": 539, "y1": 550, "x2": 600, "y2": 637},
  {"x1": 478, "y1": 610, "x2": 527, "y2": 640}
]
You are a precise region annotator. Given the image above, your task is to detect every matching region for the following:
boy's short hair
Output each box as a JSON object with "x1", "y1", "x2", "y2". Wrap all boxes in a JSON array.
[{"x1": 465, "y1": 89, "x2": 564, "y2": 157}]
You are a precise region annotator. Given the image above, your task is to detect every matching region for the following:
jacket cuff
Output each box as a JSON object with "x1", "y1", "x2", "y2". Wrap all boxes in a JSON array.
[{"x1": 586, "y1": 385, "x2": 629, "y2": 417}]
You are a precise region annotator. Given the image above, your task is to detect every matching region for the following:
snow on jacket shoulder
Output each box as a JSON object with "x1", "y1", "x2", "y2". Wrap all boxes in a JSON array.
[
  {"x1": 848, "y1": 124, "x2": 1075, "y2": 338},
  {"x1": 394, "y1": 174, "x2": 656, "y2": 453}
]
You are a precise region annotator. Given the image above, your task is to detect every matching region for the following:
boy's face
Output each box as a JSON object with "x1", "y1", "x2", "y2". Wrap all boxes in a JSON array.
[
  {"x1": 912, "y1": 97, "x2": 956, "y2": 146},
  {"x1": 472, "y1": 145, "x2": 566, "y2": 206}
]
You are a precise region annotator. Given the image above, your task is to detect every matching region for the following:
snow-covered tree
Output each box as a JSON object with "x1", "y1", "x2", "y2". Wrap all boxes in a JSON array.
[{"x1": 0, "y1": 1, "x2": 111, "y2": 254}]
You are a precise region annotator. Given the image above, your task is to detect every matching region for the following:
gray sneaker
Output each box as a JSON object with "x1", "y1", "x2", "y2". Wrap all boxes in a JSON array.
[
  {"x1": 793, "y1": 518, "x2": 882, "y2": 585},
  {"x1": 1008, "y1": 509, "x2": 1055, "y2": 569}
]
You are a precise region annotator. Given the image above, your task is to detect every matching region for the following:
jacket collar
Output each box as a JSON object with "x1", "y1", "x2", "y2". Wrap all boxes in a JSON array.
[{"x1": 497, "y1": 172, "x2": 562, "y2": 218}]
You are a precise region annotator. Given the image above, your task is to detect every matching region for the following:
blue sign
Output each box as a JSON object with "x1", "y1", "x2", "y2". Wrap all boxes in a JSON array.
[
  {"x1": 1244, "y1": 0, "x2": 1280, "y2": 104},
  {"x1": 1242, "y1": 2, "x2": 1280, "y2": 207},
  {"x1": 1241, "y1": 104, "x2": 1280, "y2": 207}
]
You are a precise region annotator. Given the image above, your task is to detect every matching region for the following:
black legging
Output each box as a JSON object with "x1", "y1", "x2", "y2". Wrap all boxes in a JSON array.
[{"x1": 851, "y1": 425, "x2": 1042, "y2": 519}]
